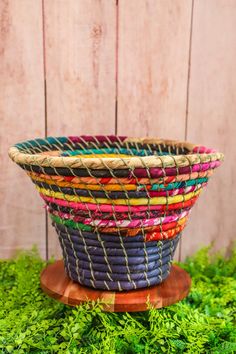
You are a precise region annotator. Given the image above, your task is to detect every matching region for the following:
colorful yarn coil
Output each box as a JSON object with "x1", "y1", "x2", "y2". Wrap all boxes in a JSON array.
[{"x1": 9, "y1": 135, "x2": 224, "y2": 291}]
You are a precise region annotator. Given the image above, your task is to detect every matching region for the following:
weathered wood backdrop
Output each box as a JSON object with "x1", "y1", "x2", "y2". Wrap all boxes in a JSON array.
[{"x1": 1, "y1": 0, "x2": 235, "y2": 260}]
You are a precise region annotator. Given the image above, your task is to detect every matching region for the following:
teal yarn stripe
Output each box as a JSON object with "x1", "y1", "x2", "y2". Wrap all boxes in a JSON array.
[
  {"x1": 148, "y1": 177, "x2": 208, "y2": 191},
  {"x1": 60, "y1": 147, "x2": 170, "y2": 157},
  {"x1": 15, "y1": 136, "x2": 68, "y2": 151}
]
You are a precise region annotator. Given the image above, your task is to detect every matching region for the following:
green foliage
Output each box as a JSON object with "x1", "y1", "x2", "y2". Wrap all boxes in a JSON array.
[{"x1": 0, "y1": 246, "x2": 235, "y2": 353}]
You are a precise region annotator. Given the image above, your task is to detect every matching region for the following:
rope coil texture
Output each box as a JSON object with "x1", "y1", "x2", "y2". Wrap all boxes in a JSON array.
[{"x1": 9, "y1": 135, "x2": 224, "y2": 291}]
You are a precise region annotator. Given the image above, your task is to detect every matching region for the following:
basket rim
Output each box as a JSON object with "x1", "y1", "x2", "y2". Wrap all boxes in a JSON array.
[{"x1": 8, "y1": 135, "x2": 224, "y2": 170}]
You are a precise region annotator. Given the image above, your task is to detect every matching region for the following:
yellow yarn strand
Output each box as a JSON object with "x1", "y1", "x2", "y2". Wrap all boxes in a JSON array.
[{"x1": 36, "y1": 185, "x2": 202, "y2": 206}]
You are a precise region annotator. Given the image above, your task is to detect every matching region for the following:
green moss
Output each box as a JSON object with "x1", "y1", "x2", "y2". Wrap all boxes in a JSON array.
[{"x1": 0, "y1": 246, "x2": 235, "y2": 354}]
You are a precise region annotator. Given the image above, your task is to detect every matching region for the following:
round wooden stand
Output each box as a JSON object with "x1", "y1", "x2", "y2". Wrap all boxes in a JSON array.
[{"x1": 40, "y1": 261, "x2": 191, "y2": 312}]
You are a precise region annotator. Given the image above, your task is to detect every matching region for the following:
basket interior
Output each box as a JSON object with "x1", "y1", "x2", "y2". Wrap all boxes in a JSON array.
[{"x1": 15, "y1": 136, "x2": 194, "y2": 158}]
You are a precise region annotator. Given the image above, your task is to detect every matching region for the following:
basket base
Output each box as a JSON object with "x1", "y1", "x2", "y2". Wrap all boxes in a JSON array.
[{"x1": 40, "y1": 261, "x2": 191, "y2": 312}]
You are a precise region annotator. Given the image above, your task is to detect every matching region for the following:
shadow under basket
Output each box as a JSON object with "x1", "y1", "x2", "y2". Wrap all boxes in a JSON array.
[{"x1": 9, "y1": 135, "x2": 223, "y2": 292}]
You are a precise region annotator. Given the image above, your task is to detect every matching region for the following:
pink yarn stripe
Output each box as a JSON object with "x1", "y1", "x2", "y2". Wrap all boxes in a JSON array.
[
  {"x1": 48, "y1": 209, "x2": 189, "y2": 228},
  {"x1": 147, "y1": 183, "x2": 206, "y2": 197},
  {"x1": 192, "y1": 146, "x2": 217, "y2": 153},
  {"x1": 41, "y1": 194, "x2": 198, "y2": 213}
]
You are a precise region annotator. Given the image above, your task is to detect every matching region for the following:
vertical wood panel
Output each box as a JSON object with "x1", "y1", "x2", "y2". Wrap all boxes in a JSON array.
[
  {"x1": 182, "y1": 0, "x2": 236, "y2": 259},
  {"x1": 0, "y1": 0, "x2": 45, "y2": 258},
  {"x1": 44, "y1": 0, "x2": 117, "y2": 258},
  {"x1": 2, "y1": 0, "x2": 234, "y2": 260},
  {"x1": 117, "y1": 0, "x2": 192, "y2": 139},
  {"x1": 117, "y1": 0, "x2": 192, "y2": 260}
]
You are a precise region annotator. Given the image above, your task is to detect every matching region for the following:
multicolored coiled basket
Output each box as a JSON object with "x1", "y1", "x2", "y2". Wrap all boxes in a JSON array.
[{"x1": 9, "y1": 136, "x2": 223, "y2": 291}]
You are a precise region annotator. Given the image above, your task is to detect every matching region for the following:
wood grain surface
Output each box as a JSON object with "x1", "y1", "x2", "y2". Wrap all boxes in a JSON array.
[
  {"x1": 117, "y1": 0, "x2": 193, "y2": 261},
  {"x1": 182, "y1": 0, "x2": 236, "y2": 258},
  {"x1": 2, "y1": 0, "x2": 235, "y2": 261},
  {"x1": 0, "y1": 0, "x2": 46, "y2": 258},
  {"x1": 40, "y1": 261, "x2": 191, "y2": 312},
  {"x1": 117, "y1": 0, "x2": 192, "y2": 139},
  {"x1": 43, "y1": 0, "x2": 117, "y2": 258}
]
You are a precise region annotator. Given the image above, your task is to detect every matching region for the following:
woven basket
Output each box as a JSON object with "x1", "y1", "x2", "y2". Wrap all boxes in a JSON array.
[{"x1": 9, "y1": 136, "x2": 223, "y2": 291}]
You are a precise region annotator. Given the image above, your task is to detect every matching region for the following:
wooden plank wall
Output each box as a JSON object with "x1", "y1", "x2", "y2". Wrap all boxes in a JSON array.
[
  {"x1": 43, "y1": 0, "x2": 117, "y2": 258},
  {"x1": 1, "y1": 0, "x2": 235, "y2": 260},
  {"x1": 182, "y1": 0, "x2": 236, "y2": 259},
  {"x1": 0, "y1": 0, "x2": 46, "y2": 258}
]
